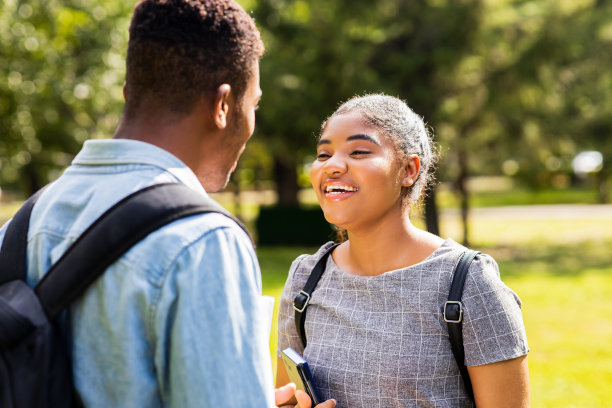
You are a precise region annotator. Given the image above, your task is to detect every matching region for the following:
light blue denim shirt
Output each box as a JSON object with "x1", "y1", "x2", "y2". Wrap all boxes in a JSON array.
[{"x1": 0, "y1": 139, "x2": 275, "y2": 407}]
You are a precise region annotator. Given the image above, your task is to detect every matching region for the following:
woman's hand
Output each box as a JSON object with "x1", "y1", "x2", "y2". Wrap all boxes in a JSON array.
[{"x1": 275, "y1": 383, "x2": 336, "y2": 408}]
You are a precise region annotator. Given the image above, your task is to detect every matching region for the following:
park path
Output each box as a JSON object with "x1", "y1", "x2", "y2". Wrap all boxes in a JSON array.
[{"x1": 442, "y1": 204, "x2": 612, "y2": 219}]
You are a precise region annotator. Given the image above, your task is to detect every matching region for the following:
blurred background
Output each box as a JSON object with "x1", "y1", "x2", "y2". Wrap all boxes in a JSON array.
[{"x1": 1, "y1": 0, "x2": 611, "y2": 406}]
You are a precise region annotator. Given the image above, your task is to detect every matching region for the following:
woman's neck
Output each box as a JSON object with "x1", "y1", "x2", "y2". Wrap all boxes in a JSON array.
[{"x1": 336, "y1": 213, "x2": 444, "y2": 276}]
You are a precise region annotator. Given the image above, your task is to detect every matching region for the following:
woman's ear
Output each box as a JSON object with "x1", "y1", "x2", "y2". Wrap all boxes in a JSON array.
[
  {"x1": 212, "y1": 84, "x2": 232, "y2": 129},
  {"x1": 401, "y1": 155, "x2": 421, "y2": 187}
]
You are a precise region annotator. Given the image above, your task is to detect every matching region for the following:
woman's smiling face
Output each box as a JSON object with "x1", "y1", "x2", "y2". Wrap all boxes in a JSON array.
[{"x1": 310, "y1": 111, "x2": 409, "y2": 231}]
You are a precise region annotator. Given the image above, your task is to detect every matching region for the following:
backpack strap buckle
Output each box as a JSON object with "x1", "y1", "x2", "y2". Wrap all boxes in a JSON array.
[
  {"x1": 293, "y1": 291, "x2": 311, "y2": 313},
  {"x1": 443, "y1": 300, "x2": 463, "y2": 323}
]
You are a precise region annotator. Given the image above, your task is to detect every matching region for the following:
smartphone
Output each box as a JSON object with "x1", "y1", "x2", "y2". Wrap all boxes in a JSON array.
[{"x1": 280, "y1": 347, "x2": 321, "y2": 405}]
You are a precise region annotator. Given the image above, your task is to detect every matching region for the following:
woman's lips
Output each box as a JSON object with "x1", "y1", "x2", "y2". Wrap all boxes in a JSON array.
[{"x1": 322, "y1": 182, "x2": 359, "y2": 201}]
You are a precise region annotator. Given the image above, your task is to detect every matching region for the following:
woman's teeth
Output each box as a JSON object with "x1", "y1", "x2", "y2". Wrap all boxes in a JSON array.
[{"x1": 325, "y1": 185, "x2": 358, "y2": 193}]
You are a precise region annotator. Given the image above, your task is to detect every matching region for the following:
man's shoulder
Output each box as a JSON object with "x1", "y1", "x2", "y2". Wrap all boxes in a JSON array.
[
  {"x1": 159, "y1": 210, "x2": 248, "y2": 244},
  {"x1": 114, "y1": 210, "x2": 254, "y2": 287}
]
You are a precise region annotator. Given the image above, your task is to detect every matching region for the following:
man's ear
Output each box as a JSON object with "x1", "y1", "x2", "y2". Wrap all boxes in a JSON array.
[
  {"x1": 401, "y1": 155, "x2": 421, "y2": 187},
  {"x1": 213, "y1": 84, "x2": 232, "y2": 129}
]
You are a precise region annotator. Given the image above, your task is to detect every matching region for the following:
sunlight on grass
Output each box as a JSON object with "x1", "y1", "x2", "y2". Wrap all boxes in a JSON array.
[
  {"x1": 0, "y1": 202, "x2": 21, "y2": 226},
  {"x1": 507, "y1": 272, "x2": 612, "y2": 407}
]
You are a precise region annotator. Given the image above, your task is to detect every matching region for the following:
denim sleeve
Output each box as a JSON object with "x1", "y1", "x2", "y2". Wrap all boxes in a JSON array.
[
  {"x1": 0, "y1": 224, "x2": 6, "y2": 242},
  {"x1": 153, "y1": 224, "x2": 275, "y2": 407}
]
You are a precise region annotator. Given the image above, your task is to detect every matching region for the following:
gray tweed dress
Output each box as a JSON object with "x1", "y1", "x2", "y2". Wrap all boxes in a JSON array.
[{"x1": 277, "y1": 239, "x2": 529, "y2": 408}]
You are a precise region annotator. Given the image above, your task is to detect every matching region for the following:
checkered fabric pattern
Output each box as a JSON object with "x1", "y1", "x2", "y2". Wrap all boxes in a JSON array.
[{"x1": 278, "y1": 239, "x2": 529, "y2": 408}]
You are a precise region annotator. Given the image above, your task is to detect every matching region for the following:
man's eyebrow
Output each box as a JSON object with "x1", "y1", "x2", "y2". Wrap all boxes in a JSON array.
[{"x1": 347, "y1": 133, "x2": 380, "y2": 146}]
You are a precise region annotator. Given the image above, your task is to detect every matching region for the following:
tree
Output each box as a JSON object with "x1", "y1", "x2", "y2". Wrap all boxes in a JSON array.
[
  {"x1": 252, "y1": 0, "x2": 381, "y2": 205},
  {"x1": 0, "y1": 0, "x2": 131, "y2": 195},
  {"x1": 476, "y1": 0, "x2": 612, "y2": 203},
  {"x1": 253, "y1": 0, "x2": 485, "y2": 236},
  {"x1": 363, "y1": 0, "x2": 484, "y2": 239}
]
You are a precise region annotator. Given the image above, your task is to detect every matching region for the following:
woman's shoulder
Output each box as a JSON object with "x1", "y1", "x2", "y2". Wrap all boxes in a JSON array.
[
  {"x1": 290, "y1": 241, "x2": 337, "y2": 275},
  {"x1": 282, "y1": 241, "x2": 336, "y2": 299},
  {"x1": 438, "y1": 240, "x2": 517, "y2": 304},
  {"x1": 423, "y1": 238, "x2": 501, "y2": 282},
  {"x1": 430, "y1": 238, "x2": 495, "y2": 262}
]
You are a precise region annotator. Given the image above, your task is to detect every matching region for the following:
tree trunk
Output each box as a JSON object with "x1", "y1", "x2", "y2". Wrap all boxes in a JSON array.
[
  {"x1": 22, "y1": 162, "x2": 44, "y2": 197},
  {"x1": 424, "y1": 185, "x2": 440, "y2": 236},
  {"x1": 273, "y1": 154, "x2": 299, "y2": 206},
  {"x1": 456, "y1": 146, "x2": 470, "y2": 247},
  {"x1": 598, "y1": 170, "x2": 609, "y2": 204}
]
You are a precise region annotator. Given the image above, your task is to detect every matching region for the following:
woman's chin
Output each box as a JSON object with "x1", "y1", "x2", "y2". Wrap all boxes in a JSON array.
[{"x1": 323, "y1": 214, "x2": 352, "y2": 230}]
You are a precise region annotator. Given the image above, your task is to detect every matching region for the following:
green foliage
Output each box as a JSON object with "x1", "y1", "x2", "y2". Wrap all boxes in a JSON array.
[
  {"x1": 249, "y1": 0, "x2": 612, "y2": 202},
  {"x1": 461, "y1": 0, "x2": 612, "y2": 189},
  {"x1": 1, "y1": 0, "x2": 610, "y2": 202},
  {"x1": 251, "y1": 0, "x2": 485, "y2": 176},
  {"x1": 0, "y1": 0, "x2": 132, "y2": 194}
]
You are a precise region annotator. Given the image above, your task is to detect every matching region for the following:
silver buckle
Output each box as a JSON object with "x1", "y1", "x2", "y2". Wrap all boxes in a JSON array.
[
  {"x1": 443, "y1": 301, "x2": 463, "y2": 323},
  {"x1": 293, "y1": 291, "x2": 311, "y2": 313}
]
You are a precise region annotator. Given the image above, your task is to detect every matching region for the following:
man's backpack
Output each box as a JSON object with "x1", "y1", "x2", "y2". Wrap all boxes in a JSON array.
[
  {"x1": 0, "y1": 182, "x2": 248, "y2": 408},
  {"x1": 292, "y1": 244, "x2": 479, "y2": 404}
]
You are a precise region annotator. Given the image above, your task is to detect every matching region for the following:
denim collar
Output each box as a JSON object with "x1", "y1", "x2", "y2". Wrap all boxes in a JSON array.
[{"x1": 72, "y1": 139, "x2": 206, "y2": 194}]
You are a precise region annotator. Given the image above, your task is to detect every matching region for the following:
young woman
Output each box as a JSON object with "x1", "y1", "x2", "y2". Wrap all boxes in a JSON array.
[{"x1": 276, "y1": 94, "x2": 530, "y2": 408}]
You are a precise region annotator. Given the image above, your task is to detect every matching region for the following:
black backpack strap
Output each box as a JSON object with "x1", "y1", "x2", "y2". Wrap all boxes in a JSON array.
[
  {"x1": 34, "y1": 182, "x2": 247, "y2": 319},
  {"x1": 444, "y1": 249, "x2": 480, "y2": 403},
  {"x1": 293, "y1": 243, "x2": 338, "y2": 348},
  {"x1": 0, "y1": 187, "x2": 47, "y2": 284}
]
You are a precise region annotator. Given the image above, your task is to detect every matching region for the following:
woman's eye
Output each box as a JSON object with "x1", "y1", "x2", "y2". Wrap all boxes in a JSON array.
[
  {"x1": 317, "y1": 153, "x2": 331, "y2": 160},
  {"x1": 351, "y1": 150, "x2": 371, "y2": 156}
]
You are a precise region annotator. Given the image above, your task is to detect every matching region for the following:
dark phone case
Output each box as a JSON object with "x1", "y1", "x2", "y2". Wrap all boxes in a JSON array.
[{"x1": 280, "y1": 347, "x2": 321, "y2": 405}]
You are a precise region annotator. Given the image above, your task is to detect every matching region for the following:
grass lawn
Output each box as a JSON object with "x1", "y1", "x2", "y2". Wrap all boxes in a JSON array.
[
  {"x1": 435, "y1": 184, "x2": 603, "y2": 208},
  {"x1": 258, "y1": 210, "x2": 612, "y2": 407}
]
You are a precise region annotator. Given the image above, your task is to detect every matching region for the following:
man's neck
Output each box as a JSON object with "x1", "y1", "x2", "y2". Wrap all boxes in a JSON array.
[{"x1": 113, "y1": 112, "x2": 202, "y2": 168}]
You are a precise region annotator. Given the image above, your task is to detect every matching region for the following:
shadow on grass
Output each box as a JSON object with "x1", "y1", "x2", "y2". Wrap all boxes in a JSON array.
[{"x1": 479, "y1": 239, "x2": 612, "y2": 278}]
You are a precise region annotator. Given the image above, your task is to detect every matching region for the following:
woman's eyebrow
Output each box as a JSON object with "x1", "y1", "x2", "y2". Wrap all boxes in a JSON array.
[
  {"x1": 347, "y1": 133, "x2": 380, "y2": 146},
  {"x1": 317, "y1": 134, "x2": 380, "y2": 147}
]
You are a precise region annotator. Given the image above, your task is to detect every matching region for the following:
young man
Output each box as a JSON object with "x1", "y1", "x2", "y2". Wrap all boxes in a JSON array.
[{"x1": 0, "y1": 1, "x2": 334, "y2": 407}]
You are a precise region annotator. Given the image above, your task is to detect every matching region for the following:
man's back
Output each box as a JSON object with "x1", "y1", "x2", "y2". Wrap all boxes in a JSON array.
[{"x1": 0, "y1": 139, "x2": 274, "y2": 407}]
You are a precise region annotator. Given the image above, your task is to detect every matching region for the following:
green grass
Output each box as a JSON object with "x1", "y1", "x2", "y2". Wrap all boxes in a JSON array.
[
  {"x1": 0, "y1": 202, "x2": 21, "y2": 226},
  {"x1": 508, "y1": 271, "x2": 612, "y2": 407},
  {"x1": 436, "y1": 185, "x2": 601, "y2": 208},
  {"x1": 258, "y1": 213, "x2": 612, "y2": 407}
]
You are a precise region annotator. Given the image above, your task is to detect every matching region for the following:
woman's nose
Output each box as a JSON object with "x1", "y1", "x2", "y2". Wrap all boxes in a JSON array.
[{"x1": 322, "y1": 155, "x2": 347, "y2": 175}]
